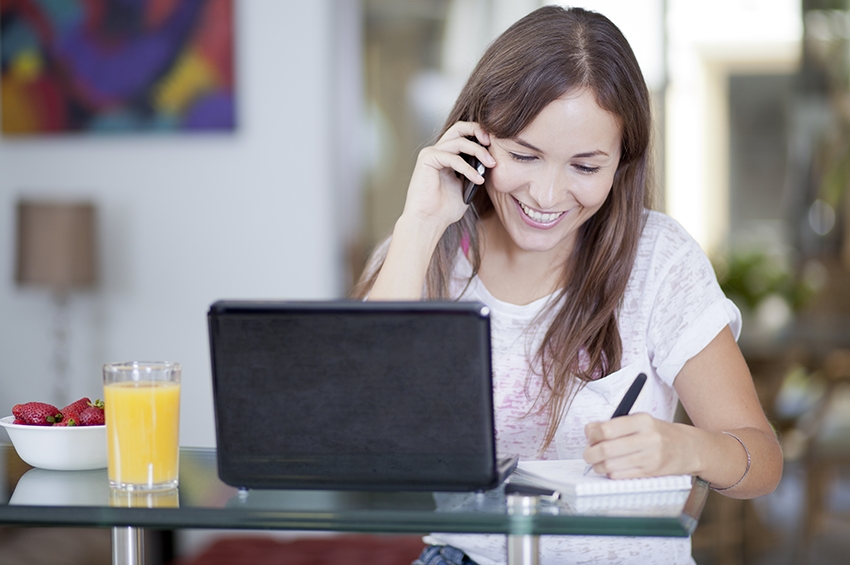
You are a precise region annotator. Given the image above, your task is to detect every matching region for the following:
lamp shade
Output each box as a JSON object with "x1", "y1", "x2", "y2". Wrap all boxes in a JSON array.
[{"x1": 15, "y1": 200, "x2": 98, "y2": 290}]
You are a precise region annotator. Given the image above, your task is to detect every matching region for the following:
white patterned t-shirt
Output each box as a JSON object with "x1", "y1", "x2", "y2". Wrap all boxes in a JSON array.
[{"x1": 425, "y1": 210, "x2": 741, "y2": 565}]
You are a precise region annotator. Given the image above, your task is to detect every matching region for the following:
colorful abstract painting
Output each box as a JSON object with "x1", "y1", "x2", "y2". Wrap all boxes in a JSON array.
[{"x1": 1, "y1": 0, "x2": 234, "y2": 135}]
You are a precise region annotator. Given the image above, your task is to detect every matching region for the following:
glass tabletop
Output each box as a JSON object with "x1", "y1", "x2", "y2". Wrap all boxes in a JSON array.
[{"x1": 0, "y1": 444, "x2": 707, "y2": 537}]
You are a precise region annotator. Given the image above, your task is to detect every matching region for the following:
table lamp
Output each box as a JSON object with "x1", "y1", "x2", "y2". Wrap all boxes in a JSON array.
[{"x1": 15, "y1": 199, "x2": 99, "y2": 406}]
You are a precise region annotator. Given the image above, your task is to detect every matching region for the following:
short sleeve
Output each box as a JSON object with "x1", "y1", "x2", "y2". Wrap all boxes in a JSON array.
[{"x1": 644, "y1": 219, "x2": 741, "y2": 385}]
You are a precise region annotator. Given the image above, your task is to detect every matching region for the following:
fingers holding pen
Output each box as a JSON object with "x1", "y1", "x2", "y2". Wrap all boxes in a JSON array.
[
  {"x1": 583, "y1": 415, "x2": 640, "y2": 476},
  {"x1": 583, "y1": 413, "x2": 669, "y2": 479}
]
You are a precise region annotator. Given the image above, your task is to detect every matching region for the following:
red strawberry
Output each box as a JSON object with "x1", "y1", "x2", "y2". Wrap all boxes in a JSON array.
[
  {"x1": 78, "y1": 405, "x2": 105, "y2": 426},
  {"x1": 60, "y1": 397, "x2": 92, "y2": 426},
  {"x1": 11, "y1": 402, "x2": 62, "y2": 426}
]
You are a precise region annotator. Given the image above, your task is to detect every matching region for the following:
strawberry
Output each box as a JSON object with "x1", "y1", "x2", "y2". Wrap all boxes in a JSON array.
[
  {"x1": 11, "y1": 402, "x2": 62, "y2": 426},
  {"x1": 60, "y1": 397, "x2": 92, "y2": 426},
  {"x1": 78, "y1": 405, "x2": 105, "y2": 426}
]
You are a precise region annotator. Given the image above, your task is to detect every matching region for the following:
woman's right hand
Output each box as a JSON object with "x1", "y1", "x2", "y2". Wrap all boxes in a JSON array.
[{"x1": 400, "y1": 121, "x2": 495, "y2": 231}]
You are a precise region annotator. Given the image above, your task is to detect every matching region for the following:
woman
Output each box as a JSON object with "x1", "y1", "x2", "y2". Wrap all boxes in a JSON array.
[{"x1": 354, "y1": 6, "x2": 783, "y2": 565}]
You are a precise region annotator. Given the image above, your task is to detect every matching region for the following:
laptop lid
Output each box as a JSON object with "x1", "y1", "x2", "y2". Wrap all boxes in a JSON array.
[{"x1": 207, "y1": 300, "x2": 515, "y2": 491}]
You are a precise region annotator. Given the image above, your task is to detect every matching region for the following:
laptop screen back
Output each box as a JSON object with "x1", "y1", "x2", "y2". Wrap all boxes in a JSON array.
[{"x1": 208, "y1": 300, "x2": 498, "y2": 491}]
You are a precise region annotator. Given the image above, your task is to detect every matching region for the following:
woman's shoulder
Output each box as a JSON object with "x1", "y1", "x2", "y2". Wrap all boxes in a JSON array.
[
  {"x1": 640, "y1": 210, "x2": 697, "y2": 246},
  {"x1": 627, "y1": 210, "x2": 715, "y2": 298},
  {"x1": 636, "y1": 210, "x2": 705, "y2": 266}
]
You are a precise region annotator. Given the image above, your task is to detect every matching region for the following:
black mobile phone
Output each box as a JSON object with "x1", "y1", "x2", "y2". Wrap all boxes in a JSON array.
[
  {"x1": 504, "y1": 482, "x2": 561, "y2": 502},
  {"x1": 461, "y1": 138, "x2": 486, "y2": 204}
]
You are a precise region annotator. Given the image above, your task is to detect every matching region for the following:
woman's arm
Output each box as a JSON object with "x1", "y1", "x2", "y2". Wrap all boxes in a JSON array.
[
  {"x1": 583, "y1": 326, "x2": 783, "y2": 499},
  {"x1": 671, "y1": 326, "x2": 783, "y2": 497},
  {"x1": 366, "y1": 123, "x2": 494, "y2": 300}
]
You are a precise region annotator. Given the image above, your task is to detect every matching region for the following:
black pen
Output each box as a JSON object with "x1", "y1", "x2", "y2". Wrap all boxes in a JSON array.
[{"x1": 584, "y1": 372, "x2": 648, "y2": 475}]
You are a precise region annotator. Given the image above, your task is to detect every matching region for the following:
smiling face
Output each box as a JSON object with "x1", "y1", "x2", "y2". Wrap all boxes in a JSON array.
[{"x1": 483, "y1": 88, "x2": 622, "y2": 261}]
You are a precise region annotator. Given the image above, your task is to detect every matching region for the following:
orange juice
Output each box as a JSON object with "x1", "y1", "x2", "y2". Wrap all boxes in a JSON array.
[{"x1": 105, "y1": 381, "x2": 180, "y2": 489}]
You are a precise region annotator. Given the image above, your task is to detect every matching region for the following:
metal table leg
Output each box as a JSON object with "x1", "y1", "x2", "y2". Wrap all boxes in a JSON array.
[
  {"x1": 507, "y1": 494, "x2": 540, "y2": 565},
  {"x1": 112, "y1": 526, "x2": 144, "y2": 565}
]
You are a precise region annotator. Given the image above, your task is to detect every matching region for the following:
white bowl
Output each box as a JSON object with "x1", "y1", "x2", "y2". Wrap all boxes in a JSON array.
[{"x1": 0, "y1": 415, "x2": 107, "y2": 471}]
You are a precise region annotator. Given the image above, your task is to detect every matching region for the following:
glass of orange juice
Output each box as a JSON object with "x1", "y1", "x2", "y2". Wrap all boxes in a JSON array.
[
  {"x1": 103, "y1": 361, "x2": 181, "y2": 491},
  {"x1": 110, "y1": 487, "x2": 179, "y2": 508}
]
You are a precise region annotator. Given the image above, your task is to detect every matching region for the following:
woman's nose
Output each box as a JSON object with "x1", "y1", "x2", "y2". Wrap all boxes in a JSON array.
[{"x1": 528, "y1": 167, "x2": 563, "y2": 210}]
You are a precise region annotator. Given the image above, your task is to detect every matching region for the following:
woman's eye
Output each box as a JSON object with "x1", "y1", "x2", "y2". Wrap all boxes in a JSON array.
[
  {"x1": 574, "y1": 164, "x2": 601, "y2": 174},
  {"x1": 509, "y1": 152, "x2": 536, "y2": 162}
]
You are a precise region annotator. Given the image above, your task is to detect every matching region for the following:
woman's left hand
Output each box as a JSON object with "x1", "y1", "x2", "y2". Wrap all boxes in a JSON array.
[{"x1": 583, "y1": 413, "x2": 697, "y2": 479}]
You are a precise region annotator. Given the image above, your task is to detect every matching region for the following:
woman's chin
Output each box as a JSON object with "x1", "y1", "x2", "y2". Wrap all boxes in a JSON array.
[{"x1": 505, "y1": 227, "x2": 574, "y2": 255}]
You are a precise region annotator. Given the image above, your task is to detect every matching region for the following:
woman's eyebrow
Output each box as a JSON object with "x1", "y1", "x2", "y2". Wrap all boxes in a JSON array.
[
  {"x1": 572, "y1": 150, "x2": 610, "y2": 158},
  {"x1": 513, "y1": 137, "x2": 543, "y2": 152},
  {"x1": 513, "y1": 137, "x2": 610, "y2": 159}
]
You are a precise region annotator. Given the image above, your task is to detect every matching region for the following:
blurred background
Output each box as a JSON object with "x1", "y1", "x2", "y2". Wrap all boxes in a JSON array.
[{"x1": 2, "y1": 0, "x2": 850, "y2": 564}]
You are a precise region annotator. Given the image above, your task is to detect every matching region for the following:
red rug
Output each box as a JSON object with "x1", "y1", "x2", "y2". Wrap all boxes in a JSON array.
[{"x1": 174, "y1": 534, "x2": 426, "y2": 565}]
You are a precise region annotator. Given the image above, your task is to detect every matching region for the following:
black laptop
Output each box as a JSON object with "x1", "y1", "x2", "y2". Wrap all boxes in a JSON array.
[{"x1": 207, "y1": 300, "x2": 517, "y2": 492}]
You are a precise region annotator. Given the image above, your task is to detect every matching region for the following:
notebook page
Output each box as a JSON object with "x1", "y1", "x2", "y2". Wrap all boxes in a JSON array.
[{"x1": 510, "y1": 459, "x2": 693, "y2": 496}]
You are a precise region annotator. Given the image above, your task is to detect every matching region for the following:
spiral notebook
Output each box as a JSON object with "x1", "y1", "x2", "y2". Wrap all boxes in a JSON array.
[
  {"x1": 509, "y1": 459, "x2": 693, "y2": 497},
  {"x1": 562, "y1": 489, "x2": 692, "y2": 515}
]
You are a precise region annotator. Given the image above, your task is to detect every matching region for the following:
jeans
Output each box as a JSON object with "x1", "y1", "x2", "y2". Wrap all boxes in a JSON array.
[{"x1": 413, "y1": 544, "x2": 480, "y2": 565}]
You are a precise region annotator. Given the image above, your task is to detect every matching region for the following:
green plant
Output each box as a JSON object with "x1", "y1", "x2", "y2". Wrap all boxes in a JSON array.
[{"x1": 714, "y1": 251, "x2": 816, "y2": 313}]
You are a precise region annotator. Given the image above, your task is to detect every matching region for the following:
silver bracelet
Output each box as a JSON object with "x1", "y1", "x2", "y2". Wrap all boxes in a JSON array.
[{"x1": 711, "y1": 431, "x2": 751, "y2": 491}]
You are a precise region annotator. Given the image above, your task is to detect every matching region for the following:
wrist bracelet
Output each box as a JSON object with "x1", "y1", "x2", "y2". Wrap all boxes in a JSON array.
[{"x1": 711, "y1": 431, "x2": 751, "y2": 492}]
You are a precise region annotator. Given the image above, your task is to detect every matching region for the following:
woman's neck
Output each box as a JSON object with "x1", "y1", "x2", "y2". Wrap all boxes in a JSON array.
[{"x1": 476, "y1": 214, "x2": 572, "y2": 305}]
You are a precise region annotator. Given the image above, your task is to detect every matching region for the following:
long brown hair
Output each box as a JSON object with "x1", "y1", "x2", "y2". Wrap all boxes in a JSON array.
[{"x1": 354, "y1": 6, "x2": 654, "y2": 452}]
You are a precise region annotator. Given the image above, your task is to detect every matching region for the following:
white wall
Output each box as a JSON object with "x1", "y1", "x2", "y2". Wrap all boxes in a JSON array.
[{"x1": 0, "y1": 1, "x2": 349, "y2": 448}]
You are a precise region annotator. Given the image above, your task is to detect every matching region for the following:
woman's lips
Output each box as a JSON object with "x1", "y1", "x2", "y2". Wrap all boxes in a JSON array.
[{"x1": 514, "y1": 198, "x2": 567, "y2": 228}]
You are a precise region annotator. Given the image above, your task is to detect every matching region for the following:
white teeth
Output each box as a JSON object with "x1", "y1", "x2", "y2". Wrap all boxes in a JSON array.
[{"x1": 519, "y1": 202, "x2": 564, "y2": 224}]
